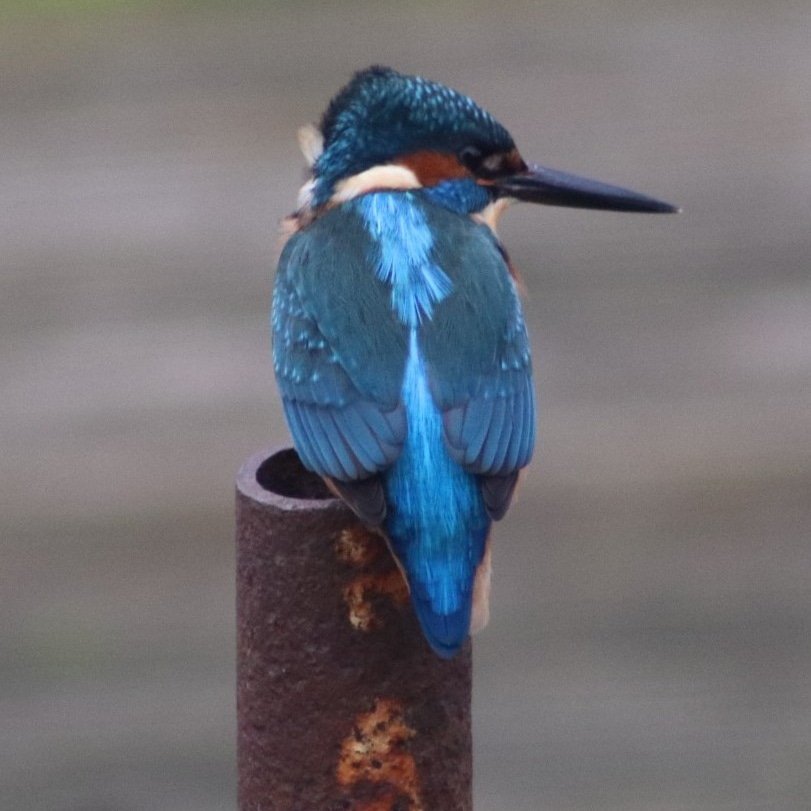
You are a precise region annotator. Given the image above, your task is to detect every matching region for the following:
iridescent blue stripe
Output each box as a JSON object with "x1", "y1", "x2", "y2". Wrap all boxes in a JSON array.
[
  {"x1": 385, "y1": 330, "x2": 488, "y2": 617},
  {"x1": 357, "y1": 192, "x2": 452, "y2": 326}
]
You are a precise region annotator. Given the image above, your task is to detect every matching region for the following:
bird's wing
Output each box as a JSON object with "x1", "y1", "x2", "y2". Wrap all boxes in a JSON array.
[
  {"x1": 419, "y1": 210, "x2": 536, "y2": 520},
  {"x1": 273, "y1": 207, "x2": 409, "y2": 523}
]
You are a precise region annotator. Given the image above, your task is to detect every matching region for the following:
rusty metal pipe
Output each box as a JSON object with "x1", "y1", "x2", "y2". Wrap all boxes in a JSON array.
[{"x1": 236, "y1": 447, "x2": 473, "y2": 811}]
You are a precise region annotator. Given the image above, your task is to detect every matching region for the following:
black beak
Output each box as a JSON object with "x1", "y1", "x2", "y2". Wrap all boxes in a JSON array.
[{"x1": 495, "y1": 163, "x2": 679, "y2": 213}]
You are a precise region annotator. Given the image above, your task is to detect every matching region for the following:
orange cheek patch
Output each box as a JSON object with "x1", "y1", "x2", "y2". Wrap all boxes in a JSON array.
[{"x1": 396, "y1": 150, "x2": 471, "y2": 186}]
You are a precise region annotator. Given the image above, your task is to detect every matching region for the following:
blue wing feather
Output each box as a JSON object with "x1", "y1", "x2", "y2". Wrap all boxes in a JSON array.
[
  {"x1": 480, "y1": 395, "x2": 507, "y2": 471},
  {"x1": 281, "y1": 399, "x2": 318, "y2": 472},
  {"x1": 489, "y1": 396, "x2": 513, "y2": 473},
  {"x1": 320, "y1": 407, "x2": 362, "y2": 480},
  {"x1": 420, "y1": 213, "x2": 535, "y2": 488},
  {"x1": 332, "y1": 405, "x2": 383, "y2": 470},
  {"x1": 300, "y1": 403, "x2": 344, "y2": 477},
  {"x1": 460, "y1": 396, "x2": 492, "y2": 464},
  {"x1": 273, "y1": 206, "x2": 409, "y2": 486},
  {"x1": 502, "y1": 384, "x2": 525, "y2": 473}
]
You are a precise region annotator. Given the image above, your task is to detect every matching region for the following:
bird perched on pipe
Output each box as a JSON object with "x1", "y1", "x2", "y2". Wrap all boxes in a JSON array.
[{"x1": 272, "y1": 66, "x2": 677, "y2": 658}]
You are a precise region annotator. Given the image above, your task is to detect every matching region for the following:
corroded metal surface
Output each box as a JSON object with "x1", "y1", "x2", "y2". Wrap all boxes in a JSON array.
[{"x1": 236, "y1": 448, "x2": 472, "y2": 811}]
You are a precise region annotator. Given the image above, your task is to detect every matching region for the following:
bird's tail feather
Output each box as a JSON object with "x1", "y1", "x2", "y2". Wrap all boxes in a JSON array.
[{"x1": 410, "y1": 580, "x2": 473, "y2": 659}]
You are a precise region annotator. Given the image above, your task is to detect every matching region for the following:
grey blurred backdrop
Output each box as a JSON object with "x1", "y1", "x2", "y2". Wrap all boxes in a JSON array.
[{"x1": 3, "y1": 1, "x2": 810, "y2": 809}]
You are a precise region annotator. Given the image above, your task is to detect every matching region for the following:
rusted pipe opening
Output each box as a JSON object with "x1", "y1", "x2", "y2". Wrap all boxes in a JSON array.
[
  {"x1": 236, "y1": 447, "x2": 472, "y2": 811},
  {"x1": 255, "y1": 446, "x2": 332, "y2": 500}
]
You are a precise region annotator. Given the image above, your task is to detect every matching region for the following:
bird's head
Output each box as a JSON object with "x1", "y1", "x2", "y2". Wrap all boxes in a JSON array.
[{"x1": 301, "y1": 66, "x2": 678, "y2": 217}]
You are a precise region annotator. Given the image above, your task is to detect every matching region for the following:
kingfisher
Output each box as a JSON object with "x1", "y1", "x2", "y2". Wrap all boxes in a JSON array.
[{"x1": 272, "y1": 66, "x2": 677, "y2": 658}]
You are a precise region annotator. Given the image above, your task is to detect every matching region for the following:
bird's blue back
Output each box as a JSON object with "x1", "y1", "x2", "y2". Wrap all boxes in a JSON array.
[{"x1": 273, "y1": 189, "x2": 534, "y2": 657}]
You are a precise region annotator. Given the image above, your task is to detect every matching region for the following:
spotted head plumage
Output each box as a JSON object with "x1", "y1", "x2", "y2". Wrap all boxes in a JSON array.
[{"x1": 309, "y1": 66, "x2": 519, "y2": 207}]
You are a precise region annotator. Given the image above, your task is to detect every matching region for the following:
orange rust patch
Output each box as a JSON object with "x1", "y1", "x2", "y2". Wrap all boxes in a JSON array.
[
  {"x1": 396, "y1": 149, "x2": 471, "y2": 187},
  {"x1": 335, "y1": 525, "x2": 409, "y2": 631},
  {"x1": 337, "y1": 698, "x2": 422, "y2": 811},
  {"x1": 343, "y1": 571, "x2": 409, "y2": 632},
  {"x1": 334, "y1": 525, "x2": 383, "y2": 567}
]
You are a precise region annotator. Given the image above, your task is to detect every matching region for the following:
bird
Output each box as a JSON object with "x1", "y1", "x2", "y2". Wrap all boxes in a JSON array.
[{"x1": 272, "y1": 66, "x2": 677, "y2": 658}]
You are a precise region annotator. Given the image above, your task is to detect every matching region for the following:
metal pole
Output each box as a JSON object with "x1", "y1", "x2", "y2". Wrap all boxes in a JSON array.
[{"x1": 236, "y1": 447, "x2": 473, "y2": 811}]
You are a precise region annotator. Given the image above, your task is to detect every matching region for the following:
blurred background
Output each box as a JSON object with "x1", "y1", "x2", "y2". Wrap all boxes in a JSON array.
[{"x1": 3, "y1": 1, "x2": 810, "y2": 809}]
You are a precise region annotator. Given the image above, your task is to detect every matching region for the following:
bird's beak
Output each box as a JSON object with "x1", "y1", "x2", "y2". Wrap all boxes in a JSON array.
[{"x1": 494, "y1": 163, "x2": 679, "y2": 213}]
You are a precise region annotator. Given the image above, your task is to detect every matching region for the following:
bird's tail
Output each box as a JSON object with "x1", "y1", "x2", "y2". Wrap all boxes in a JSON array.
[
  {"x1": 409, "y1": 578, "x2": 475, "y2": 659},
  {"x1": 385, "y1": 515, "x2": 490, "y2": 658},
  {"x1": 382, "y1": 328, "x2": 492, "y2": 656}
]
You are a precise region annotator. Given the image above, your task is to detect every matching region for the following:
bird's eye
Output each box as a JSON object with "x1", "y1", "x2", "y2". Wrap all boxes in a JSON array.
[{"x1": 459, "y1": 145, "x2": 483, "y2": 171}]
